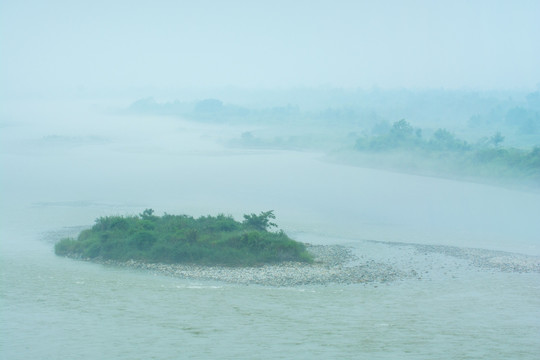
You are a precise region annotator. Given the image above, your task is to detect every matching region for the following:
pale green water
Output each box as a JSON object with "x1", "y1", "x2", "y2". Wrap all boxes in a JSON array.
[
  {"x1": 2, "y1": 222, "x2": 539, "y2": 359},
  {"x1": 1, "y1": 102, "x2": 539, "y2": 359}
]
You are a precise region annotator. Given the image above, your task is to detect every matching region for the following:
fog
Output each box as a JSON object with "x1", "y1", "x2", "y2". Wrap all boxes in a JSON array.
[
  {"x1": 4, "y1": 4, "x2": 540, "y2": 359},
  {"x1": 1, "y1": 1, "x2": 540, "y2": 253},
  {"x1": 1, "y1": 0, "x2": 540, "y2": 96},
  {"x1": 1, "y1": 99, "x2": 539, "y2": 257}
]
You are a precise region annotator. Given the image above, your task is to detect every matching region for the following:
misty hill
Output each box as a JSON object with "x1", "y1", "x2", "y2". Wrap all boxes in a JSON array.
[
  {"x1": 128, "y1": 89, "x2": 540, "y2": 135},
  {"x1": 55, "y1": 210, "x2": 313, "y2": 266}
]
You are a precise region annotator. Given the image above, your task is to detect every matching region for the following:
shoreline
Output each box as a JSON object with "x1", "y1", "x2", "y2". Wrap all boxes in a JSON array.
[
  {"x1": 65, "y1": 244, "x2": 412, "y2": 286},
  {"x1": 376, "y1": 240, "x2": 540, "y2": 273},
  {"x1": 61, "y1": 242, "x2": 540, "y2": 287}
]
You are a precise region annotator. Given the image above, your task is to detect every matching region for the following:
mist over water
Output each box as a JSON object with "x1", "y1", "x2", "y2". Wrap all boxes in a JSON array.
[
  {"x1": 2, "y1": 101, "x2": 539, "y2": 255},
  {"x1": 2, "y1": 1, "x2": 540, "y2": 358},
  {"x1": 1, "y1": 98, "x2": 539, "y2": 359}
]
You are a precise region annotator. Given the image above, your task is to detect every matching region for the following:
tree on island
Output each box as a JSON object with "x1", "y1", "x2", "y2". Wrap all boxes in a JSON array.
[{"x1": 242, "y1": 210, "x2": 277, "y2": 231}]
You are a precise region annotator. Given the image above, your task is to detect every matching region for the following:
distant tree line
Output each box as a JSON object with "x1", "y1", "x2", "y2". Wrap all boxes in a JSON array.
[
  {"x1": 354, "y1": 120, "x2": 540, "y2": 186},
  {"x1": 128, "y1": 90, "x2": 540, "y2": 135}
]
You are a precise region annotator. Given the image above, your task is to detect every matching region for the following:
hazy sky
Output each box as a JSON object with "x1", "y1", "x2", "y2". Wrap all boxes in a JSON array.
[{"x1": 1, "y1": 0, "x2": 539, "y2": 97}]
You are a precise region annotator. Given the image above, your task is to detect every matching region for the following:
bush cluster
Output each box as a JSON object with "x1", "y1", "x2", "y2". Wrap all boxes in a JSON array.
[
  {"x1": 55, "y1": 210, "x2": 312, "y2": 266},
  {"x1": 354, "y1": 120, "x2": 540, "y2": 185}
]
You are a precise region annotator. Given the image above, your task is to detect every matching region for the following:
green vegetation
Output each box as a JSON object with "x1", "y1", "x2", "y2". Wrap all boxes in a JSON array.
[
  {"x1": 128, "y1": 90, "x2": 539, "y2": 189},
  {"x1": 353, "y1": 120, "x2": 540, "y2": 187},
  {"x1": 55, "y1": 210, "x2": 313, "y2": 266}
]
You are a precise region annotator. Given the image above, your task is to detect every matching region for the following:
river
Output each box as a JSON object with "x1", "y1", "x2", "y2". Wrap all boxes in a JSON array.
[{"x1": 1, "y1": 101, "x2": 539, "y2": 359}]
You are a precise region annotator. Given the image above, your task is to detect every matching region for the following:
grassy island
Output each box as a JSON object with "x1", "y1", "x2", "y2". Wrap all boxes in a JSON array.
[{"x1": 55, "y1": 210, "x2": 313, "y2": 266}]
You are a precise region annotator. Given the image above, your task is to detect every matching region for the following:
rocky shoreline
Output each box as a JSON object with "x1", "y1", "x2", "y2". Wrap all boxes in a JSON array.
[
  {"x1": 379, "y1": 241, "x2": 540, "y2": 273},
  {"x1": 62, "y1": 242, "x2": 540, "y2": 286},
  {"x1": 68, "y1": 244, "x2": 412, "y2": 286}
]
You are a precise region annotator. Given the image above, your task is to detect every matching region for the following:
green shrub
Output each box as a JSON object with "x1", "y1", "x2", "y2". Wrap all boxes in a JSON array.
[
  {"x1": 54, "y1": 210, "x2": 313, "y2": 266},
  {"x1": 54, "y1": 237, "x2": 78, "y2": 255}
]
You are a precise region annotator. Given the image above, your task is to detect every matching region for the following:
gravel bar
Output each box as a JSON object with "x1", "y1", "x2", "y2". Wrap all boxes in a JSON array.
[
  {"x1": 377, "y1": 241, "x2": 540, "y2": 273},
  {"x1": 69, "y1": 244, "x2": 411, "y2": 286},
  {"x1": 64, "y1": 242, "x2": 539, "y2": 286}
]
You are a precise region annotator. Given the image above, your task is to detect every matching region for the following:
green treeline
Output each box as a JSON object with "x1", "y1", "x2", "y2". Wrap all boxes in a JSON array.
[
  {"x1": 354, "y1": 120, "x2": 540, "y2": 186},
  {"x1": 55, "y1": 210, "x2": 312, "y2": 266}
]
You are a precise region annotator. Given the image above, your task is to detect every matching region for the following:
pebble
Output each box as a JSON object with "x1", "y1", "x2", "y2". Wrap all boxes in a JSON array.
[
  {"x1": 70, "y1": 244, "x2": 409, "y2": 286},
  {"x1": 382, "y1": 241, "x2": 540, "y2": 273},
  {"x1": 66, "y1": 242, "x2": 540, "y2": 287}
]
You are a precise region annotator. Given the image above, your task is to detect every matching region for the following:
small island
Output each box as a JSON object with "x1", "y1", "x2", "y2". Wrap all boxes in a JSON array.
[
  {"x1": 55, "y1": 209, "x2": 313, "y2": 266},
  {"x1": 55, "y1": 209, "x2": 416, "y2": 286}
]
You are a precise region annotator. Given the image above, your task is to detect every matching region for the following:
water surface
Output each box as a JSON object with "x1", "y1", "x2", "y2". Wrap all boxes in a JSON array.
[{"x1": 1, "y1": 102, "x2": 539, "y2": 359}]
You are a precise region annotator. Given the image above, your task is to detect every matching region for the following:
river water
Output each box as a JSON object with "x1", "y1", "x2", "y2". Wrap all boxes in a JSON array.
[{"x1": 1, "y1": 101, "x2": 539, "y2": 359}]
